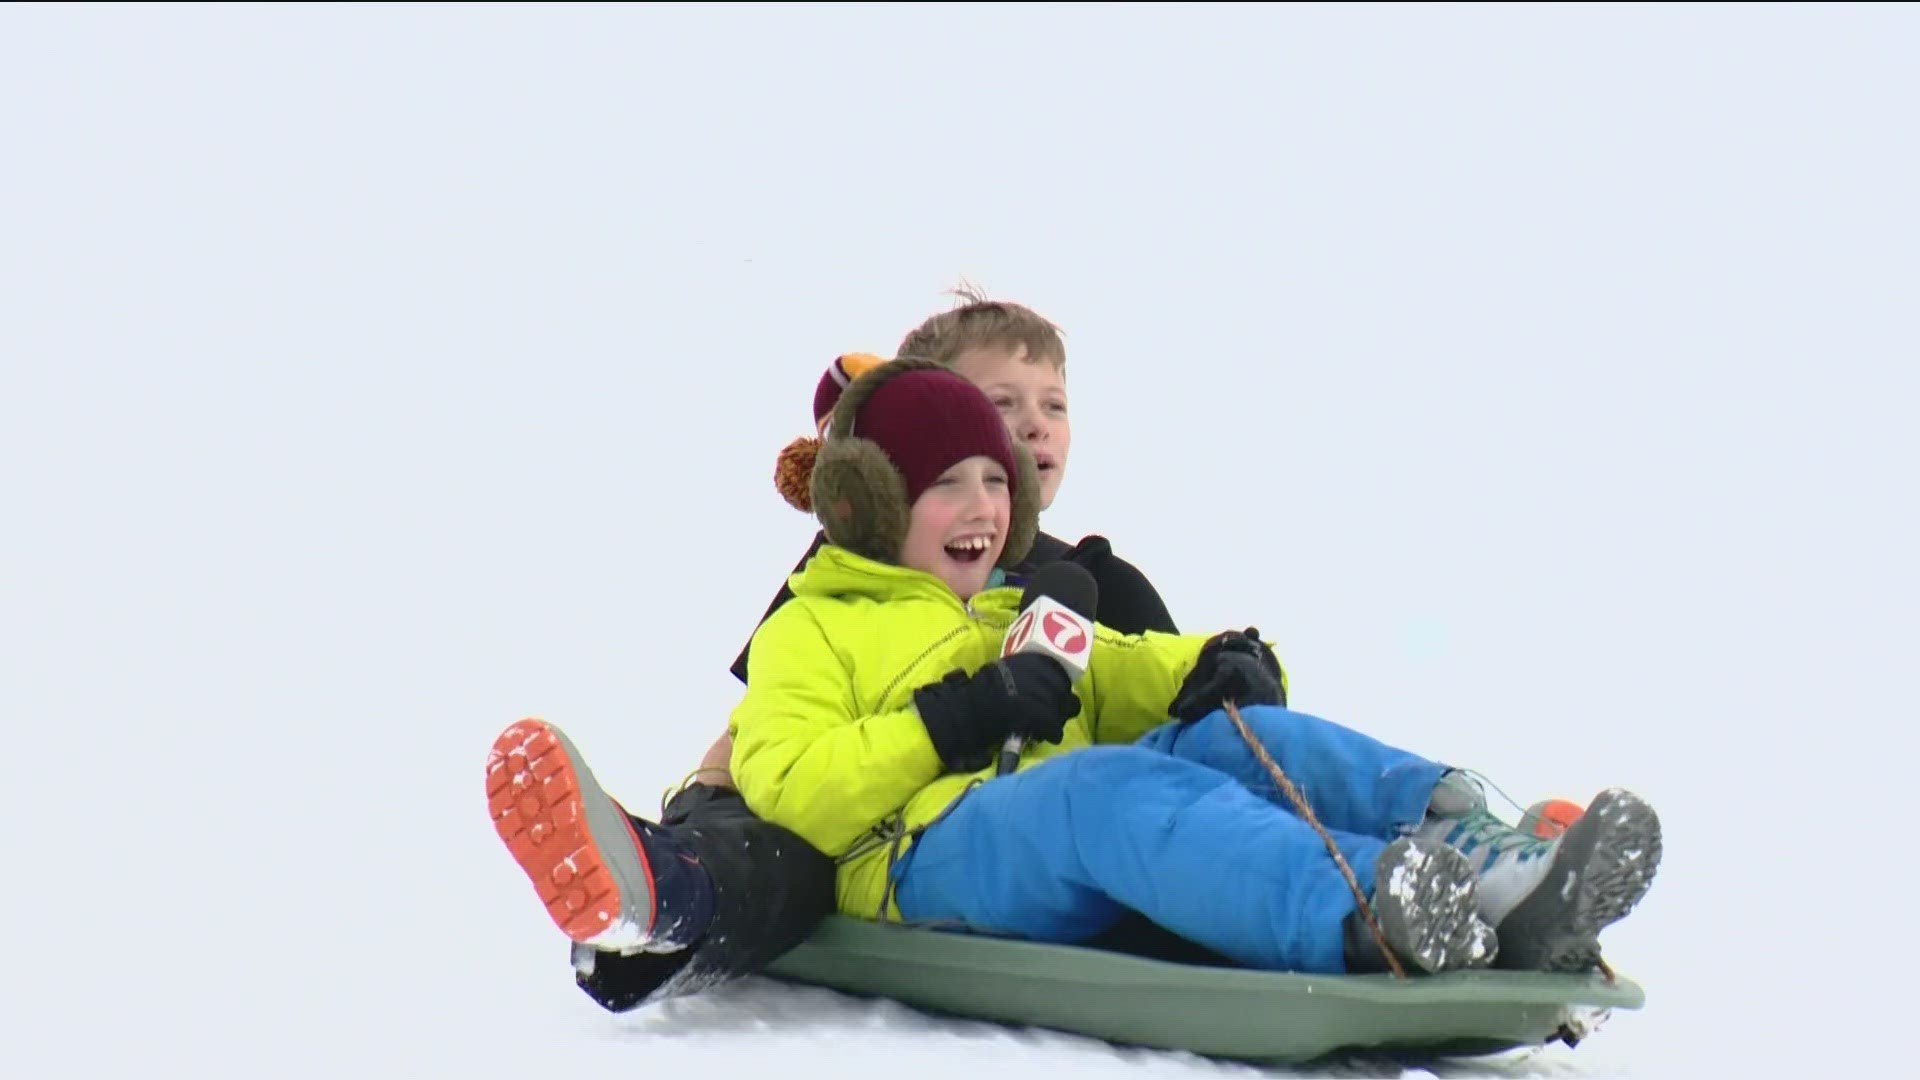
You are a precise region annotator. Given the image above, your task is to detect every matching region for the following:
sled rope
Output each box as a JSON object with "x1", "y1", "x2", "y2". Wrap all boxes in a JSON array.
[{"x1": 1222, "y1": 699, "x2": 1408, "y2": 980}]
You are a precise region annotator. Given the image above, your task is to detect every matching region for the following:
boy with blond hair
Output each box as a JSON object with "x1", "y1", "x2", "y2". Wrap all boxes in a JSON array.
[{"x1": 491, "y1": 293, "x2": 1186, "y2": 1012}]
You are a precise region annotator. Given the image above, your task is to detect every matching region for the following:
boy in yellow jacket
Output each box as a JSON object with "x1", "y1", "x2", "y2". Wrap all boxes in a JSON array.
[
  {"x1": 730, "y1": 358, "x2": 1662, "y2": 975},
  {"x1": 491, "y1": 359, "x2": 1663, "y2": 978}
]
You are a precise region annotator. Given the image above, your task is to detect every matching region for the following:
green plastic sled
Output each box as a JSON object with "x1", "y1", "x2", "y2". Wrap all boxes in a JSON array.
[{"x1": 763, "y1": 916, "x2": 1644, "y2": 1066}]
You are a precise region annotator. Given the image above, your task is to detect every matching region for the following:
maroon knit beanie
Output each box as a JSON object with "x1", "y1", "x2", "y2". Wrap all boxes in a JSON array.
[
  {"x1": 778, "y1": 357, "x2": 1041, "y2": 569},
  {"x1": 812, "y1": 353, "x2": 886, "y2": 433},
  {"x1": 848, "y1": 367, "x2": 1021, "y2": 507}
]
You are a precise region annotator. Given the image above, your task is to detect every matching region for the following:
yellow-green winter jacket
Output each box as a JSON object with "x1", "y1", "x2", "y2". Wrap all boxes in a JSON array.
[{"x1": 727, "y1": 544, "x2": 1221, "y2": 923}]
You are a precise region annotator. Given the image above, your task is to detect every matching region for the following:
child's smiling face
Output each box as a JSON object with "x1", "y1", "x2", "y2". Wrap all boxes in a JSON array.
[
  {"x1": 950, "y1": 344, "x2": 1070, "y2": 511},
  {"x1": 900, "y1": 456, "x2": 1011, "y2": 599}
]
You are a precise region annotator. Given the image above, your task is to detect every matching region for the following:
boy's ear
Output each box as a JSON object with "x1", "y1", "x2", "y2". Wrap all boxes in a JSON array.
[
  {"x1": 812, "y1": 436, "x2": 910, "y2": 565},
  {"x1": 998, "y1": 442, "x2": 1041, "y2": 570}
]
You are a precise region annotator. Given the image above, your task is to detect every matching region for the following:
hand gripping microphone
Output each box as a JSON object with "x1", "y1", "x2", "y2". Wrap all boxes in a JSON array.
[{"x1": 996, "y1": 561, "x2": 1099, "y2": 776}]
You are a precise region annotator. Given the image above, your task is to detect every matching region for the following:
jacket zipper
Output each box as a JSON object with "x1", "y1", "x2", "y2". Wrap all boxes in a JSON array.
[{"x1": 877, "y1": 600, "x2": 994, "y2": 707}]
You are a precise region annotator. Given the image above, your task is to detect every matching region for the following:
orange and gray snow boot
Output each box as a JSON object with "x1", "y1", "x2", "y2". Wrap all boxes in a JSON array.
[
  {"x1": 486, "y1": 719, "x2": 714, "y2": 953},
  {"x1": 1416, "y1": 772, "x2": 1662, "y2": 972}
]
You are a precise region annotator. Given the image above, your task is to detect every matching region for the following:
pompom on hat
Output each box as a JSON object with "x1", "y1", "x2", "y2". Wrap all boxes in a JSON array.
[
  {"x1": 775, "y1": 353, "x2": 888, "y2": 513},
  {"x1": 773, "y1": 355, "x2": 1039, "y2": 569}
]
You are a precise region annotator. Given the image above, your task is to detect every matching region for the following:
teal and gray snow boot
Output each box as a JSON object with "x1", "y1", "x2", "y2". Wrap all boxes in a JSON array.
[{"x1": 1414, "y1": 771, "x2": 1663, "y2": 972}]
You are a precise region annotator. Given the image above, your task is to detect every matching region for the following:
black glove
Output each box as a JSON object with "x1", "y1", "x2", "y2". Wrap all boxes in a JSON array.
[
  {"x1": 914, "y1": 653, "x2": 1081, "y2": 772},
  {"x1": 1062, "y1": 534, "x2": 1179, "y2": 637},
  {"x1": 1169, "y1": 627, "x2": 1286, "y2": 722}
]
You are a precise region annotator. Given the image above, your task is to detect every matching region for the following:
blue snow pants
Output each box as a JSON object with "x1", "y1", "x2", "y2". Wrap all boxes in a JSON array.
[{"x1": 891, "y1": 705, "x2": 1450, "y2": 974}]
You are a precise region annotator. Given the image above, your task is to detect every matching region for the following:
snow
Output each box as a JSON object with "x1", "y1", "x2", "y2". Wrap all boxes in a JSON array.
[{"x1": 4, "y1": 5, "x2": 1914, "y2": 1078}]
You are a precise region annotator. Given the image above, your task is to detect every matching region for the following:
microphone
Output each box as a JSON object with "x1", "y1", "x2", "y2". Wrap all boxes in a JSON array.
[{"x1": 996, "y1": 561, "x2": 1099, "y2": 776}]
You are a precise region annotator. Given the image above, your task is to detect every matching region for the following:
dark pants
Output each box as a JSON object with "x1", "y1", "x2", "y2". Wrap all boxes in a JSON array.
[{"x1": 572, "y1": 785, "x2": 838, "y2": 1013}]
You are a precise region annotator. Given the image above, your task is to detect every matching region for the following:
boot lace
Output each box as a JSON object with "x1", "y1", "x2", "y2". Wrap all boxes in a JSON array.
[{"x1": 1441, "y1": 806, "x2": 1556, "y2": 874}]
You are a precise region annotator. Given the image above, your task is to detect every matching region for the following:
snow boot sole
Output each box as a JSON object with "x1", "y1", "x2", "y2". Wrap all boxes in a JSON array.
[
  {"x1": 1494, "y1": 787, "x2": 1662, "y2": 972},
  {"x1": 486, "y1": 719, "x2": 660, "y2": 950},
  {"x1": 1366, "y1": 837, "x2": 1499, "y2": 974}
]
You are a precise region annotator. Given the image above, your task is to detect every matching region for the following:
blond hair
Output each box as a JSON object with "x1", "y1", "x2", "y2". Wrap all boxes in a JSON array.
[{"x1": 895, "y1": 284, "x2": 1066, "y2": 371}]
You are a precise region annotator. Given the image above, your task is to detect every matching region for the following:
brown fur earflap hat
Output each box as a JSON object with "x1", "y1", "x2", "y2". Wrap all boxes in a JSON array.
[{"x1": 774, "y1": 356, "x2": 1039, "y2": 569}]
